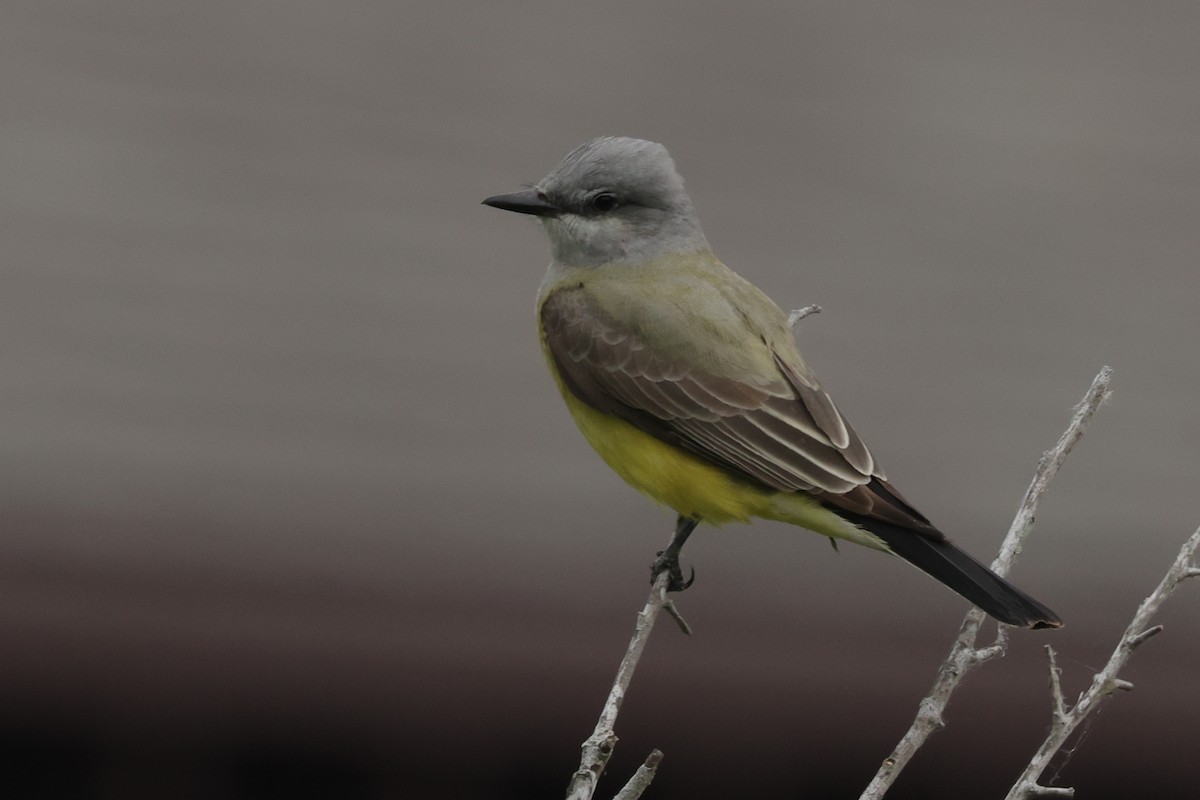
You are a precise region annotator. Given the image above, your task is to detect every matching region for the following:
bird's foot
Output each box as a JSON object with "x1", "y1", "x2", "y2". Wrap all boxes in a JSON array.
[
  {"x1": 650, "y1": 515, "x2": 700, "y2": 592},
  {"x1": 650, "y1": 548, "x2": 695, "y2": 593}
]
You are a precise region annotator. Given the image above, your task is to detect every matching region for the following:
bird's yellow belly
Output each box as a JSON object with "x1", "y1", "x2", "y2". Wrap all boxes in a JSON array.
[
  {"x1": 560, "y1": 390, "x2": 765, "y2": 524},
  {"x1": 553, "y1": 379, "x2": 887, "y2": 549}
]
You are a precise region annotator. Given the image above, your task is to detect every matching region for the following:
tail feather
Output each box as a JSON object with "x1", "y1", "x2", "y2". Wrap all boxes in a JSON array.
[{"x1": 861, "y1": 520, "x2": 1062, "y2": 629}]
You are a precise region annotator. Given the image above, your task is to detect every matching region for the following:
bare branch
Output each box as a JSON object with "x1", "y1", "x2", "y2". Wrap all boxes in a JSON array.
[
  {"x1": 1005, "y1": 523, "x2": 1200, "y2": 799},
  {"x1": 1045, "y1": 646, "x2": 1068, "y2": 724},
  {"x1": 787, "y1": 304, "x2": 822, "y2": 326},
  {"x1": 859, "y1": 367, "x2": 1112, "y2": 800},
  {"x1": 611, "y1": 751, "x2": 663, "y2": 800},
  {"x1": 564, "y1": 557, "x2": 677, "y2": 800},
  {"x1": 1126, "y1": 625, "x2": 1163, "y2": 650},
  {"x1": 992, "y1": 366, "x2": 1112, "y2": 576},
  {"x1": 663, "y1": 600, "x2": 693, "y2": 635}
]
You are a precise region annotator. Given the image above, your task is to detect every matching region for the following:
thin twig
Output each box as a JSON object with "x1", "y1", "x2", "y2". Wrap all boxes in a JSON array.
[
  {"x1": 1044, "y1": 646, "x2": 1068, "y2": 724},
  {"x1": 663, "y1": 600, "x2": 693, "y2": 635},
  {"x1": 1005, "y1": 524, "x2": 1200, "y2": 799},
  {"x1": 858, "y1": 367, "x2": 1113, "y2": 800},
  {"x1": 788, "y1": 304, "x2": 822, "y2": 326},
  {"x1": 1023, "y1": 788, "x2": 1075, "y2": 798},
  {"x1": 1126, "y1": 624, "x2": 1163, "y2": 650},
  {"x1": 611, "y1": 750, "x2": 664, "y2": 800},
  {"x1": 993, "y1": 367, "x2": 1113, "y2": 575},
  {"x1": 564, "y1": 558, "x2": 676, "y2": 800}
]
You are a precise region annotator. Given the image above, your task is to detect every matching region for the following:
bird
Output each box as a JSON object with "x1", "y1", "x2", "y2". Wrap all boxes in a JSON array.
[{"x1": 483, "y1": 136, "x2": 1061, "y2": 629}]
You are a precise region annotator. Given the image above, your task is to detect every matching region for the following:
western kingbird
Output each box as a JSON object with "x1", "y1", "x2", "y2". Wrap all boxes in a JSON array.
[{"x1": 484, "y1": 136, "x2": 1060, "y2": 629}]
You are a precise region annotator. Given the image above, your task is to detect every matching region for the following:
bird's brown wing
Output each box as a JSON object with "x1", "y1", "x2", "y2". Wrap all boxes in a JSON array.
[{"x1": 541, "y1": 287, "x2": 940, "y2": 534}]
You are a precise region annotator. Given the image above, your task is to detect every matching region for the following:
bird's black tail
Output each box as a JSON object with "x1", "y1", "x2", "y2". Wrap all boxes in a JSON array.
[{"x1": 862, "y1": 520, "x2": 1062, "y2": 629}]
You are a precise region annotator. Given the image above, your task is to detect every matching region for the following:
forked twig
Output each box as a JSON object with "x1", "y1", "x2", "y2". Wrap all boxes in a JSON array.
[
  {"x1": 564, "y1": 556, "x2": 682, "y2": 800},
  {"x1": 1006, "y1": 525, "x2": 1200, "y2": 799},
  {"x1": 859, "y1": 367, "x2": 1113, "y2": 800}
]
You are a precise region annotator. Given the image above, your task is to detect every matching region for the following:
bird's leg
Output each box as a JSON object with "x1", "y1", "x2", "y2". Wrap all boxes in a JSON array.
[{"x1": 650, "y1": 515, "x2": 699, "y2": 592}]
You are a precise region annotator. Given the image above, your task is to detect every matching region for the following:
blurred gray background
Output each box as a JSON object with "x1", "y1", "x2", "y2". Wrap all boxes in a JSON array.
[{"x1": 2, "y1": 3, "x2": 1197, "y2": 798}]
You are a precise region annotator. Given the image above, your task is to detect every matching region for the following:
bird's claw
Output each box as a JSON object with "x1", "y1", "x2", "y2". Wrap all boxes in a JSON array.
[
  {"x1": 650, "y1": 552, "x2": 696, "y2": 593},
  {"x1": 677, "y1": 566, "x2": 696, "y2": 592}
]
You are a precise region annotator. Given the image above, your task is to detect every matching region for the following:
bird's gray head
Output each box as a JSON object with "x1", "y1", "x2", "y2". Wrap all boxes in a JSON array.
[{"x1": 483, "y1": 137, "x2": 709, "y2": 268}]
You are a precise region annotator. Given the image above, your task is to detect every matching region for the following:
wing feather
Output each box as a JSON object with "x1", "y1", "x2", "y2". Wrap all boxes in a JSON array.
[{"x1": 541, "y1": 286, "x2": 927, "y2": 530}]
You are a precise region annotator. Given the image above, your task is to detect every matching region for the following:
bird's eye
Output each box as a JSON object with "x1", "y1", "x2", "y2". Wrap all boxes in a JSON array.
[{"x1": 590, "y1": 192, "x2": 619, "y2": 213}]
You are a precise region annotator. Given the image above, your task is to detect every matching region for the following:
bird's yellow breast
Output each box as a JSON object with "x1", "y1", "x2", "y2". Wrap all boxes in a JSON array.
[
  {"x1": 554, "y1": 383, "x2": 886, "y2": 549},
  {"x1": 555, "y1": 382, "x2": 766, "y2": 524}
]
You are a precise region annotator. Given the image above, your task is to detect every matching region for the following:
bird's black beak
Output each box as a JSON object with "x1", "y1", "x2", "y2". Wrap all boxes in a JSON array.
[{"x1": 482, "y1": 189, "x2": 561, "y2": 217}]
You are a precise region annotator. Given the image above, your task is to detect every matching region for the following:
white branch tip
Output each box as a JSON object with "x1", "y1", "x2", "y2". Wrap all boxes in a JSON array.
[{"x1": 788, "y1": 304, "x2": 822, "y2": 327}]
